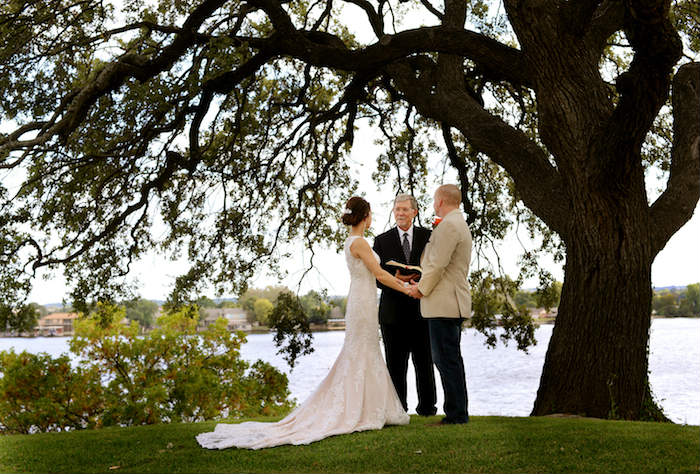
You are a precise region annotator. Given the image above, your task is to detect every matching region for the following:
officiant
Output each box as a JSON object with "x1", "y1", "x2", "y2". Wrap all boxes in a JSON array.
[{"x1": 373, "y1": 194, "x2": 437, "y2": 416}]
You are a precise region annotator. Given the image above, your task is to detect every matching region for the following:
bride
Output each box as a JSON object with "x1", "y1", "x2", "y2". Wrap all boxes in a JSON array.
[{"x1": 196, "y1": 196, "x2": 413, "y2": 449}]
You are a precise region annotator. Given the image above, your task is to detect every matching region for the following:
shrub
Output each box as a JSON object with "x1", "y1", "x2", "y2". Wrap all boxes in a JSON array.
[
  {"x1": 0, "y1": 351, "x2": 103, "y2": 433},
  {"x1": 0, "y1": 303, "x2": 293, "y2": 434}
]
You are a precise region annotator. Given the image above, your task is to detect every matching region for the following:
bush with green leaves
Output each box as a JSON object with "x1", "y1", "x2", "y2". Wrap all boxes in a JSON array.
[
  {"x1": 0, "y1": 351, "x2": 103, "y2": 434},
  {"x1": 0, "y1": 303, "x2": 293, "y2": 434}
]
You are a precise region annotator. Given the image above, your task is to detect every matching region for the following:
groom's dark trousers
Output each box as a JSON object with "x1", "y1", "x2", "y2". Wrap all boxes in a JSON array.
[
  {"x1": 374, "y1": 226, "x2": 437, "y2": 416},
  {"x1": 428, "y1": 318, "x2": 469, "y2": 423}
]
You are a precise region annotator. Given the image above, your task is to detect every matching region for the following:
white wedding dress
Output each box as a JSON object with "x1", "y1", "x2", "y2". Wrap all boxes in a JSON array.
[{"x1": 196, "y1": 236, "x2": 409, "y2": 449}]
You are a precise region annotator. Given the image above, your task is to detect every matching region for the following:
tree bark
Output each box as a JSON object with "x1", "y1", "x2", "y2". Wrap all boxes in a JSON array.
[
  {"x1": 531, "y1": 192, "x2": 662, "y2": 419},
  {"x1": 530, "y1": 63, "x2": 698, "y2": 422}
]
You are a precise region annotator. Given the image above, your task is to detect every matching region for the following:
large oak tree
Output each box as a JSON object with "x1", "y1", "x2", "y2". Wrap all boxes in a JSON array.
[{"x1": 1, "y1": 0, "x2": 698, "y2": 420}]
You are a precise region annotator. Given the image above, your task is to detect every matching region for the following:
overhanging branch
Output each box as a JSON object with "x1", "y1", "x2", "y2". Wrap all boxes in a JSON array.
[
  {"x1": 650, "y1": 62, "x2": 700, "y2": 254},
  {"x1": 387, "y1": 59, "x2": 569, "y2": 237}
]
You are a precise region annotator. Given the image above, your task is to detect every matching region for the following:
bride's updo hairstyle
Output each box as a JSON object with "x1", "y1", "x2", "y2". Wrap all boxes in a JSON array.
[{"x1": 342, "y1": 196, "x2": 371, "y2": 226}]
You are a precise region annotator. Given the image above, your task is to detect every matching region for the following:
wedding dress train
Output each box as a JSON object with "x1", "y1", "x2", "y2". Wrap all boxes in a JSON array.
[{"x1": 196, "y1": 236, "x2": 409, "y2": 449}]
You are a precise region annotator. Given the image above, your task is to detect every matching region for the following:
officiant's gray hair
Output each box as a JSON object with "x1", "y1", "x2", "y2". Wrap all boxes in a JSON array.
[{"x1": 394, "y1": 193, "x2": 418, "y2": 210}]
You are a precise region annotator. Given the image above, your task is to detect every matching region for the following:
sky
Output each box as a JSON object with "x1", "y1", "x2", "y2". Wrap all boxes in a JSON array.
[{"x1": 4, "y1": 3, "x2": 699, "y2": 304}]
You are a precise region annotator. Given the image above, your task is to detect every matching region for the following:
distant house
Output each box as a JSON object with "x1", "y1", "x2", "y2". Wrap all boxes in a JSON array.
[
  {"x1": 36, "y1": 312, "x2": 80, "y2": 336},
  {"x1": 199, "y1": 307, "x2": 252, "y2": 331},
  {"x1": 327, "y1": 306, "x2": 345, "y2": 330},
  {"x1": 529, "y1": 307, "x2": 558, "y2": 321},
  {"x1": 327, "y1": 319, "x2": 346, "y2": 330}
]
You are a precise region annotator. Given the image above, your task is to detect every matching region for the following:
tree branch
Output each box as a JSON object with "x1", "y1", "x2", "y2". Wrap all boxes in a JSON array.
[
  {"x1": 387, "y1": 59, "x2": 569, "y2": 236},
  {"x1": 0, "y1": 0, "x2": 229, "y2": 157},
  {"x1": 32, "y1": 150, "x2": 197, "y2": 269},
  {"x1": 586, "y1": 0, "x2": 626, "y2": 50},
  {"x1": 234, "y1": 5, "x2": 531, "y2": 87},
  {"x1": 441, "y1": 123, "x2": 478, "y2": 225},
  {"x1": 650, "y1": 62, "x2": 700, "y2": 254},
  {"x1": 340, "y1": 0, "x2": 384, "y2": 37},
  {"x1": 601, "y1": 0, "x2": 682, "y2": 160},
  {"x1": 2, "y1": 21, "x2": 529, "y2": 164},
  {"x1": 561, "y1": 0, "x2": 603, "y2": 37},
  {"x1": 418, "y1": 0, "x2": 443, "y2": 21}
]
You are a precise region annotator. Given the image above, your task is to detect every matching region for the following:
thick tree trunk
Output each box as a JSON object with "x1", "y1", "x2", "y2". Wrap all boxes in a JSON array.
[{"x1": 531, "y1": 192, "x2": 666, "y2": 420}]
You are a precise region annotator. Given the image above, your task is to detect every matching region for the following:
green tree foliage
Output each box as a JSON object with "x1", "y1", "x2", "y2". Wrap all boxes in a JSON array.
[
  {"x1": 195, "y1": 296, "x2": 217, "y2": 308},
  {"x1": 652, "y1": 284, "x2": 700, "y2": 316},
  {"x1": 300, "y1": 290, "x2": 332, "y2": 325},
  {"x1": 123, "y1": 297, "x2": 159, "y2": 329},
  {"x1": 239, "y1": 285, "x2": 291, "y2": 322},
  {"x1": 680, "y1": 283, "x2": 700, "y2": 316},
  {"x1": 469, "y1": 270, "x2": 537, "y2": 351},
  {"x1": 653, "y1": 291, "x2": 681, "y2": 316},
  {"x1": 253, "y1": 297, "x2": 274, "y2": 325},
  {"x1": 514, "y1": 291, "x2": 537, "y2": 308},
  {"x1": 0, "y1": 302, "x2": 293, "y2": 434},
  {"x1": 0, "y1": 303, "x2": 40, "y2": 334},
  {"x1": 0, "y1": 350, "x2": 103, "y2": 434},
  {"x1": 71, "y1": 302, "x2": 292, "y2": 425},
  {"x1": 268, "y1": 292, "x2": 314, "y2": 370},
  {"x1": 535, "y1": 275, "x2": 562, "y2": 312},
  {"x1": 216, "y1": 299, "x2": 238, "y2": 308}
]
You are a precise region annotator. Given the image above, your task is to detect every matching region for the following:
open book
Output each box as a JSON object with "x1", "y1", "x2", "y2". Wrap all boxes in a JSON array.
[{"x1": 385, "y1": 260, "x2": 422, "y2": 274}]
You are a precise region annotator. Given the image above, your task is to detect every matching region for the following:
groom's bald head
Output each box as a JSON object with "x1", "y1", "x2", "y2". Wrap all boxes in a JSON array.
[{"x1": 436, "y1": 184, "x2": 462, "y2": 206}]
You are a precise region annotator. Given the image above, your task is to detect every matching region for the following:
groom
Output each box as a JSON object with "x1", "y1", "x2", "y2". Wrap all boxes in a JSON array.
[
  {"x1": 373, "y1": 194, "x2": 437, "y2": 416},
  {"x1": 408, "y1": 184, "x2": 472, "y2": 424}
]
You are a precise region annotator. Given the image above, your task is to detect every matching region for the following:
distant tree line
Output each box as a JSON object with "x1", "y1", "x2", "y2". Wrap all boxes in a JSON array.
[
  {"x1": 3, "y1": 282, "x2": 696, "y2": 336},
  {"x1": 0, "y1": 285, "x2": 349, "y2": 335},
  {"x1": 199, "y1": 286, "x2": 346, "y2": 327},
  {"x1": 510, "y1": 282, "x2": 700, "y2": 318},
  {"x1": 652, "y1": 284, "x2": 700, "y2": 317},
  {"x1": 512, "y1": 282, "x2": 563, "y2": 309}
]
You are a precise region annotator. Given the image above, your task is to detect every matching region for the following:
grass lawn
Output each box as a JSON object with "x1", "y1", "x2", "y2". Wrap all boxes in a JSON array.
[{"x1": 1, "y1": 415, "x2": 698, "y2": 473}]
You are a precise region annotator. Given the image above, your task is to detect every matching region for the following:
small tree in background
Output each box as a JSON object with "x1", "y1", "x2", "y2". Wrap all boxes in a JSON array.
[
  {"x1": 253, "y1": 298, "x2": 274, "y2": 326},
  {"x1": 300, "y1": 290, "x2": 332, "y2": 325},
  {"x1": 679, "y1": 284, "x2": 700, "y2": 316},
  {"x1": 0, "y1": 303, "x2": 40, "y2": 335},
  {"x1": 123, "y1": 297, "x2": 159, "y2": 329}
]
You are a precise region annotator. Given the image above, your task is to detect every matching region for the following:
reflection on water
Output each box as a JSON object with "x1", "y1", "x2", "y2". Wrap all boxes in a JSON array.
[{"x1": 2, "y1": 318, "x2": 698, "y2": 425}]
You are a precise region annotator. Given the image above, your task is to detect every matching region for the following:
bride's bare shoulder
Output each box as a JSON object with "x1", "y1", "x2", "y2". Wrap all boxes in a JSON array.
[{"x1": 349, "y1": 236, "x2": 370, "y2": 256}]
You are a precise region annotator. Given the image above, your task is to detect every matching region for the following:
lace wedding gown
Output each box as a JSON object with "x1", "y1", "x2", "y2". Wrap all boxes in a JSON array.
[{"x1": 196, "y1": 236, "x2": 409, "y2": 449}]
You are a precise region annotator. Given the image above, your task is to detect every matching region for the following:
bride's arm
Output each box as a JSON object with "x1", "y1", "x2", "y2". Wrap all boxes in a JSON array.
[{"x1": 350, "y1": 238, "x2": 412, "y2": 296}]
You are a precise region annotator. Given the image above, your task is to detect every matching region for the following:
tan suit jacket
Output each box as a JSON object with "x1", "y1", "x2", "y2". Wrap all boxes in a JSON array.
[{"x1": 418, "y1": 209, "x2": 472, "y2": 319}]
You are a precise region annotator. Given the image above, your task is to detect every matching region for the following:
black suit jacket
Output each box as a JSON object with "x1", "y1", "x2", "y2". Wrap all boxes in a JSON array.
[{"x1": 373, "y1": 226, "x2": 432, "y2": 325}]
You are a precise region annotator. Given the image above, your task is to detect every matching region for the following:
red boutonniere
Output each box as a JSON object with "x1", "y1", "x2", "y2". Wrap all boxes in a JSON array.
[{"x1": 432, "y1": 217, "x2": 442, "y2": 228}]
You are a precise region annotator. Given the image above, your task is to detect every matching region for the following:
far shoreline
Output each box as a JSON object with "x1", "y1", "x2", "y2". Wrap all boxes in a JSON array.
[{"x1": 3, "y1": 315, "x2": 698, "y2": 339}]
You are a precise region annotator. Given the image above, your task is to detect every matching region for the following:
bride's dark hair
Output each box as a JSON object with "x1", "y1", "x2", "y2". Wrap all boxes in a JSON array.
[{"x1": 342, "y1": 196, "x2": 371, "y2": 226}]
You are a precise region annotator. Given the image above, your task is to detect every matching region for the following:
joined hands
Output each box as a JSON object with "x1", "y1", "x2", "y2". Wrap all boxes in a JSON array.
[
  {"x1": 395, "y1": 270, "x2": 422, "y2": 299},
  {"x1": 406, "y1": 280, "x2": 422, "y2": 299}
]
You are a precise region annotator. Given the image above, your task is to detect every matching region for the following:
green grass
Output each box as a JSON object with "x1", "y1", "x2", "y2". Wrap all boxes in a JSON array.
[{"x1": 1, "y1": 416, "x2": 698, "y2": 473}]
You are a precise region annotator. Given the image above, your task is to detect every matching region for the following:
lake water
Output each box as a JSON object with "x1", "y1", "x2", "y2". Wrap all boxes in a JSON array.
[{"x1": 1, "y1": 318, "x2": 698, "y2": 425}]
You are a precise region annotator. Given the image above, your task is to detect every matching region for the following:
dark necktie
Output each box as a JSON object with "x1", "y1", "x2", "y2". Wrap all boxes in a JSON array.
[{"x1": 402, "y1": 233, "x2": 411, "y2": 262}]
